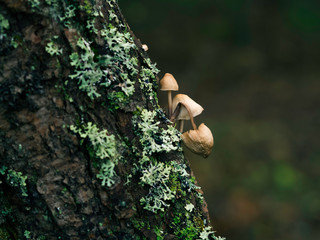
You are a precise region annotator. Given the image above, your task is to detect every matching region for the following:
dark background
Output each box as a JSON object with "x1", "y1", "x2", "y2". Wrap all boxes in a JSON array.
[{"x1": 119, "y1": 0, "x2": 320, "y2": 239}]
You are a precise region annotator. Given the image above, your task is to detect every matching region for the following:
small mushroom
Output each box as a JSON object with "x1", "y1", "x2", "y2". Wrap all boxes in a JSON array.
[
  {"x1": 160, "y1": 73, "x2": 179, "y2": 118},
  {"x1": 142, "y1": 44, "x2": 148, "y2": 51},
  {"x1": 172, "y1": 94, "x2": 203, "y2": 132},
  {"x1": 181, "y1": 123, "x2": 214, "y2": 158}
]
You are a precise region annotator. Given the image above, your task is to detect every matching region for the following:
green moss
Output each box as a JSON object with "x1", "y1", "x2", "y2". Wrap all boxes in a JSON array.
[
  {"x1": 107, "y1": 88, "x2": 132, "y2": 110},
  {"x1": 0, "y1": 166, "x2": 28, "y2": 197},
  {"x1": 131, "y1": 217, "x2": 149, "y2": 231},
  {"x1": 80, "y1": 0, "x2": 94, "y2": 16},
  {"x1": 0, "y1": 227, "x2": 10, "y2": 240},
  {"x1": 154, "y1": 226, "x2": 164, "y2": 240}
]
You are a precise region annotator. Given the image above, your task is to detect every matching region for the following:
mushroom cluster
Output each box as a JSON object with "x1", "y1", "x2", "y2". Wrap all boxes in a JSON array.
[{"x1": 160, "y1": 73, "x2": 214, "y2": 158}]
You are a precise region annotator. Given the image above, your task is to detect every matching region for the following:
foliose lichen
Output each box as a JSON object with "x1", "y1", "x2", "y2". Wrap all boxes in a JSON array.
[
  {"x1": 132, "y1": 109, "x2": 181, "y2": 157},
  {"x1": 140, "y1": 161, "x2": 175, "y2": 213},
  {"x1": 45, "y1": 36, "x2": 62, "y2": 56},
  {"x1": 70, "y1": 122, "x2": 120, "y2": 187}
]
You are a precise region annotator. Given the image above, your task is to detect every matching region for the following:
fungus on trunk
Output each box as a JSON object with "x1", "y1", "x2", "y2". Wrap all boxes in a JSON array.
[
  {"x1": 171, "y1": 101, "x2": 214, "y2": 158},
  {"x1": 172, "y1": 94, "x2": 203, "y2": 132},
  {"x1": 160, "y1": 73, "x2": 179, "y2": 118}
]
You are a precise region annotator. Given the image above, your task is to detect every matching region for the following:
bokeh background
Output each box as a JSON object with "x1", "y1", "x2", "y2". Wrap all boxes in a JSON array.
[{"x1": 119, "y1": 0, "x2": 320, "y2": 239}]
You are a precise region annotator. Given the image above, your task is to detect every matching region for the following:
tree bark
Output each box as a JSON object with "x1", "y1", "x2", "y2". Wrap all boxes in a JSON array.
[{"x1": 0, "y1": 0, "x2": 221, "y2": 239}]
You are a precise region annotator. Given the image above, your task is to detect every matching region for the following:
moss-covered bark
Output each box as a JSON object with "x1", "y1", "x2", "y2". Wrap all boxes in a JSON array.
[{"x1": 0, "y1": 0, "x2": 223, "y2": 239}]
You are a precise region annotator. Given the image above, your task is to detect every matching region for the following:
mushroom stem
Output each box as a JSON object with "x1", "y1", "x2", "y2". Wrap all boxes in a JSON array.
[
  {"x1": 179, "y1": 102, "x2": 197, "y2": 130},
  {"x1": 179, "y1": 120, "x2": 184, "y2": 132},
  {"x1": 171, "y1": 102, "x2": 197, "y2": 131},
  {"x1": 168, "y1": 91, "x2": 172, "y2": 118},
  {"x1": 170, "y1": 103, "x2": 181, "y2": 123}
]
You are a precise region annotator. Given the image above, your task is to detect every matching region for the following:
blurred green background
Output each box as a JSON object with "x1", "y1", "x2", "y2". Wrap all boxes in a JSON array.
[{"x1": 119, "y1": 0, "x2": 320, "y2": 239}]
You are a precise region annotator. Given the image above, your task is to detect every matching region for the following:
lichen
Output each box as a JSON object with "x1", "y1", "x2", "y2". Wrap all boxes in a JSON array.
[
  {"x1": 68, "y1": 22, "x2": 138, "y2": 101},
  {"x1": 140, "y1": 161, "x2": 175, "y2": 213},
  {"x1": 45, "y1": 36, "x2": 62, "y2": 56},
  {"x1": 28, "y1": 0, "x2": 40, "y2": 9},
  {"x1": 132, "y1": 109, "x2": 181, "y2": 157},
  {"x1": 185, "y1": 203, "x2": 194, "y2": 212},
  {"x1": 24, "y1": 230, "x2": 31, "y2": 239},
  {"x1": 69, "y1": 37, "x2": 108, "y2": 99},
  {"x1": 70, "y1": 122, "x2": 120, "y2": 187},
  {"x1": 199, "y1": 226, "x2": 225, "y2": 240},
  {"x1": 0, "y1": 13, "x2": 9, "y2": 41}
]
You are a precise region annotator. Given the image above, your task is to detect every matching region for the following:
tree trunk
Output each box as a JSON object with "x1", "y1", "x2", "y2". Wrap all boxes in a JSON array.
[{"x1": 0, "y1": 0, "x2": 222, "y2": 239}]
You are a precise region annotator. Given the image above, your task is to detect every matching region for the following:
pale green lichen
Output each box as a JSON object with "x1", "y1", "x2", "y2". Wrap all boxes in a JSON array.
[
  {"x1": 68, "y1": 22, "x2": 138, "y2": 100},
  {"x1": 199, "y1": 226, "x2": 225, "y2": 240},
  {"x1": 133, "y1": 109, "x2": 181, "y2": 156},
  {"x1": 96, "y1": 160, "x2": 118, "y2": 187},
  {"x1": 28, "y1": 0, "x2": 40, "y2": 8},
  {"x1": 70, "y1": 122, "x2": 119, "y2": 187},
  {"x1": 130, "y1": 109, "x2": 207, "y2": 213},
  {"x1": 185, "y1": 203, "x2": 194, "y2": 212},
  {"x1": 69, "y1": 37, "x2": 107, "y2": 99},
  {"x1": 45, "y1": 38, "x2": 62, "y2": 56},
  {"x1": 24, "y1": 230, "x2": 31, "y2": 239},
  {"x1": 0, "y1": 13, "x2": 9, "y2": 41},
  {"x1": 138, "y1": 159, "x2": 202, "y2": 214},
  {"x1": 58, "y1": 5, "x2": 76, "y2": 27},
  {"x1": 70, "y1": 122, "x2": 117, "y2": 159},
  {"x1": 139, "y1": 60, "x2": 160, "y2": 94},
  {"x1": 139, "y1": 67, "x2": 156, "y2": 93},
  {"x1": 140, "y1": 162, "x2": 175, "y2": 213}
]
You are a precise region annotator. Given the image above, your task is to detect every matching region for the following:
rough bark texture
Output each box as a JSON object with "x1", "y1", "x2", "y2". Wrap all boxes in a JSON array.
[{"x1": 0, "y1": 1, "x2": 220, "y2": 239}]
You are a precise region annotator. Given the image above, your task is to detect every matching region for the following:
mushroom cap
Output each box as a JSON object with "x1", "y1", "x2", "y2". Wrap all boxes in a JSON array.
[
  {"x1": 142, "y1": 44, "x2": 148, "y2": 51},
  {"x1": 160, "y1": 73, "x2": 179, "y2": 91},
  {"x1": 181, "y1": 123, "x2": 214, "y2": 158},
  {"x1": 172, "y1": 94, "x2": 204, "y2": 120}
]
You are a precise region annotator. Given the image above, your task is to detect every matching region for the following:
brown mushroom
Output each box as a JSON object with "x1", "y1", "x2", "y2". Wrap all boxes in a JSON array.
[
  {"x1": 181, "y1": 123, "x2": 214, "y2": 158},
  {"x1": 160, "y1": 73, "x2": 179, "y2": 117},
  {"x1": 171, "y1": 101, "x2": 214, "y2": 158},
  {"x1": 172, "y1": 94, "x2": 203, "y2": 132}
]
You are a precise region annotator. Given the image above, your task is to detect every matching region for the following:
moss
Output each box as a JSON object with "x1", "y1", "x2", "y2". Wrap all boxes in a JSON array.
[
  {"x1": 169, "y1": 203, "x2": 200, "y2": 240},
  {"x1": 107, "y1": 91, "x2": 131, "y2": 111},
  {"x1": 0, "y1": 227, "x2": 10, "y2": 240},
  {"x1": 80, "y1": 0, "x2": 94, "y2": 16},
  {"x1": 0, "y1": 166, "x2": 28, "y2": 197},
  {"x1": 131, "y1": 217, "x2": 150, "y2": 231},
  {"x1": 154, "y1": 226, "x2": 164, "y2": 240}
]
